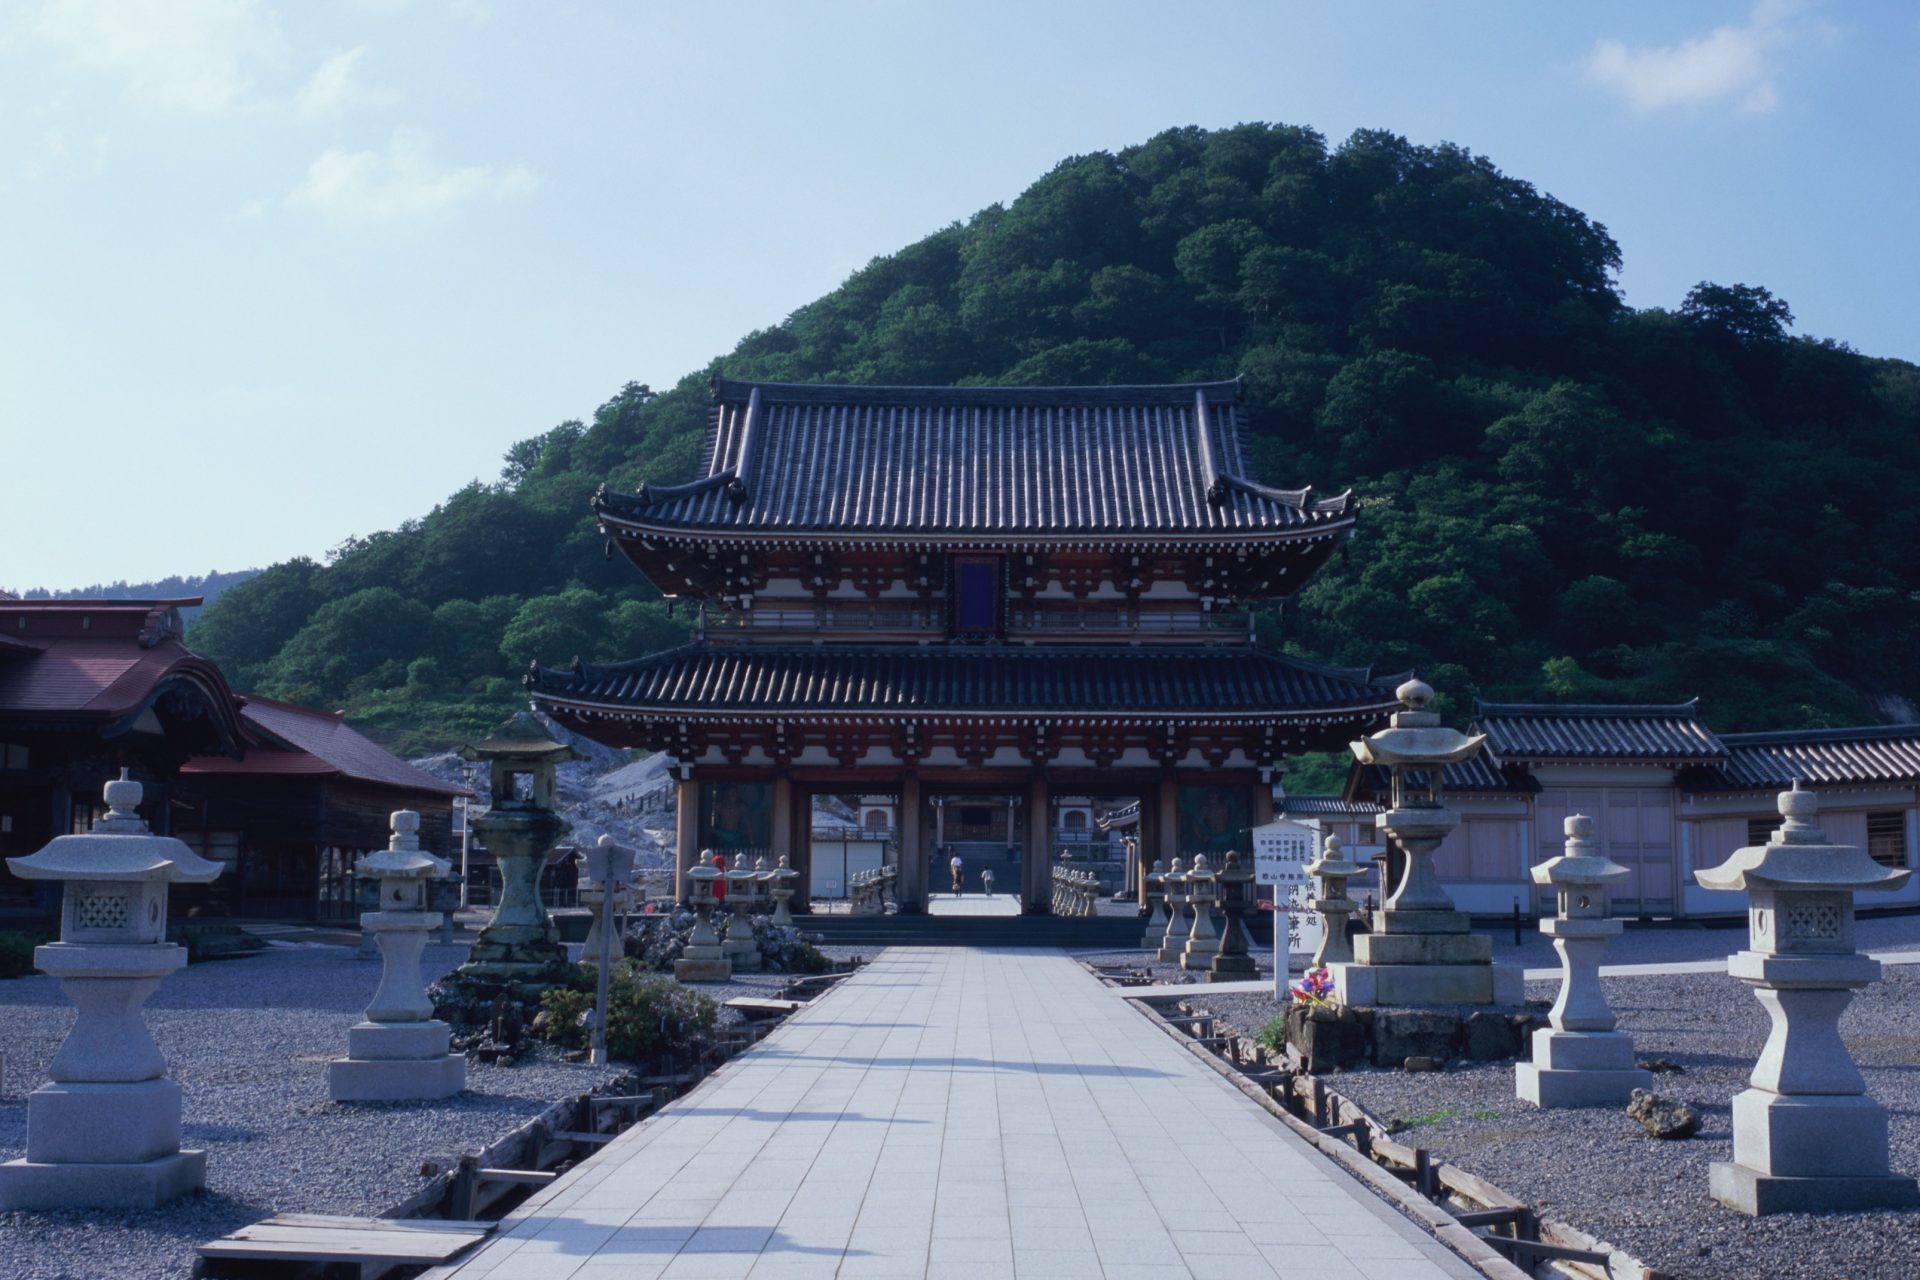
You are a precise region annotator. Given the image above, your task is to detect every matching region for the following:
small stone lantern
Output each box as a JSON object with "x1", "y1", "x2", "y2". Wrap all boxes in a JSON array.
[
  {"x1": 753, "y1": 855, "x2": 775, "y2": 917},
  {"x1": 1140, "y1": 859, "x2": 1169, "y2": 950},
  {"x1": 1155, "y1": 857, "x2": 1189, "y2": 964},
  {"x1": 724, "y1": 853, "x2": 761, "y2": 972},
  {"x1": 0, "y1": 771, "x2": 222, "y2": 1210},
  {"x1": 1207, "y1": 850, "x2": 1259, "y2": 982},
  {"x1": 455, "y1": 713, "x2": 579, "y2": 993},
  {"x1": 1306, "y1": 833, "x2": 1366, "y2": 968},
  {"x1": 1514, "y1": 814, "x2": 1649, "y2": 1109},
  {"x1": 1179, "y1": 854, "x2": 1221, "y2": 971},
  {"x1": 771, "y1": 854, "x2": 797, "y2": 926},
  {"x1": 328, "y1": 811, "x2": 465, "y2": 1102},
  {"x1": 581, "y1": 835, "x2": 637, "y2": 1065},
  {"x1": 674, "y1": 857, "x2": 731, "y2": 982},
  {"x1": 1694, "y1": 783, "x2": 1918, "y2": 1214}
]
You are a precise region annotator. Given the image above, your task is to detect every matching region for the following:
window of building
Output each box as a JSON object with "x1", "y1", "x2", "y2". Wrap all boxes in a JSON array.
[
  {"x1": 1867, "y1": 811, "x2": 1909, "y2": 869},
  {"x1": 863, "y1": 809, "x2": 890, "y2": 831},
  {"x1": 1746, "y1": 815, "x2": 1783, "y2": 847},
  {"x1": 1062, "y1": 811, "x2": 1088, "y2": 831},
  {"x1": 950, "y1": 555, "x2": 1003, "y2": 637},
  {"x1": 0, "y1": 743, "x2": 27, "y2": 769}
]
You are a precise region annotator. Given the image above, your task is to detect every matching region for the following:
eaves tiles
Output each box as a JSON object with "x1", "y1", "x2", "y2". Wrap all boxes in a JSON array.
[
  {"x1": 592, "y1": 377, "x2": 1355, "y2": 545},
  {"x1": 527, "y1": 644, "x2": 1404, "y2": 723},
  {"x1": 1472, "y1": 700, "x2": 1725, "y2": 765},
  {"x1": 1691, "y1": 725, "x2": 1920, "y2": 793}
]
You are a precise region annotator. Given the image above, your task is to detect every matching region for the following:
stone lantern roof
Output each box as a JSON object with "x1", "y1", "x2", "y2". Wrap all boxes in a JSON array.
[
  {"x1": 356, "y1": 810, "x2": 448, "y2": 880},
  {"x1": 1350, "y1": 680, "x2": 1487, "y2": 771},
  {"x1": 1531, "y1": 814, "x2": 1630, "y2": 890},
  {"x1": 458, "y1": 711, "x2": 579, "y2": 765},
  {"x1": 1695, "y1": 782, "x2": 1913, "y2": 894},
  {"x1": 5, "y1": 772, "x2": 221, "y2": 884}
]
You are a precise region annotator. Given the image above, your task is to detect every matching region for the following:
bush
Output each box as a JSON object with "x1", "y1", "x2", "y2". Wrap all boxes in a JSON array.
[
  {"x1": 537, "y1": 960, "x2": 717, "y2": 1063},
  {"x1": 1256, "y1": 1014, "x2": 1289, "y2": 1055},
  {"x1": 793, "y1": 942, "x2": 831, "y2": 974},
  {"x1": 0, "y1": 931, "x2": 40, "y2": 979}
]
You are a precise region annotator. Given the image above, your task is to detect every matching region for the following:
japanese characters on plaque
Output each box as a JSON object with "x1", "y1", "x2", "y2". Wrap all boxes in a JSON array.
[{"x1": 1253, "y1": 819, "x2": 1324, "y2": 959}]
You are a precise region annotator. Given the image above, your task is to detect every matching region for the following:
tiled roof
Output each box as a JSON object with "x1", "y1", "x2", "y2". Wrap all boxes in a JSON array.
[
  {"x1": 0, "y1": 625, "x2": 244, "y2": 756},
  {"x1": 1690, "y1": 725, "x2": 1920, "y2": 792},
  {"x1": 529, "y1": 644, "x2": 1405, "y2": 720},
  {"x1": 592, "y1": 378, "x2": 1355, "y2": 540},
  {"x1": 1347, "y1": 756, "x2": 1540, "y2": 801},
  {"x1": 181, "y1": 697, "x2": 470, "y2": 797},
  {"x1": 1473, "y1": 700, "x2": 1724, "y2": 763},
  {"x1": 1279, "y1": 795, "x2": 1385, "y2": 816}
]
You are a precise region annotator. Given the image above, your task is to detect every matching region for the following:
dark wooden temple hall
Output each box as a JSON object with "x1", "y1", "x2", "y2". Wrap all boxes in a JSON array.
[{"x1": 529, "y1": 377, "x2": 1404, "y2": 912}]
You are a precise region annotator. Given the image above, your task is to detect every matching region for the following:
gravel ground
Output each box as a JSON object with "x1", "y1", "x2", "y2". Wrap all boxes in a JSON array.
[
  {"x1": 0, "y1": 940, "x2": 870, "y2": 1280},
  {"x1": 1176, "y1": 960, "x2": 1920, "y2": 1280}
]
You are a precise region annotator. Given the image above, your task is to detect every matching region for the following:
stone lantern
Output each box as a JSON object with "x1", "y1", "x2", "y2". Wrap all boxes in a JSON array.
[
  {"x1": 674, "y1": 857, "x2": 731, "y2": 982},
  {"x1": 1694, "y1": 783, "x2": 1918, "y2": 1214},
  {"x1": 1155, "y1": 857, "x2": 1188, "y2": 964},
  {"x1": 753, "y1": 854, "x2": 776, "y2": 917},
  {"x1": 1306, "y1": 833, "x2": 1365, "y2": 968},
  {"x1": 0, "y1": 771, "x2": 222, "y2": 1210},
  {"x1": 1140, "y1": 859, "x2": 1168, "y2": 949},
  {"x1": 328, "y1": 810, "x2": 465, "y2": 1102},
  {"x1": 1179, "y1": 854, "x2": 1220, "y2": 971},
  {"x1": 1330, "y1": 679, "x2": 1520, "y2": 1008},
  {"x1": 1514, "y1": 814, "x2": 1648, "y2": 1109},
  {"x1": 724, "y1": 853, "x2": 761, "y2": 972},
  {"x1": 455, "y1": 713, "x2": 578, "y2": 994},
  {"x1": 770, "y1": 854, "x2": 797, "y2": 927},
  {"x1": 1207, "y1": 850, "x2": 1258, "y2": 982}
]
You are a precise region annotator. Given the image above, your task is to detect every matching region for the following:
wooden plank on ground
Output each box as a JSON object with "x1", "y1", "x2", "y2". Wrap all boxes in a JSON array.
[
  {"x1": 265, "y1": 1214, "x2": 494, "y2": 1233},
  {"x1": 725, "y1": 996, "x2": 803, "y2": 1019}
]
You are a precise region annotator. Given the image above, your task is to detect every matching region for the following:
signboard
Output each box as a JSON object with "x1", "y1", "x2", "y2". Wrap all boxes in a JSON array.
[{"x1": 1253, "y1": 819, "x2": 1326, "y2": 990}]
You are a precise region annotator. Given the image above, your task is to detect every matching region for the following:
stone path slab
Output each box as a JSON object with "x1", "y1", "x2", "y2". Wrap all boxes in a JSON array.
[{"x1": 424, "y1": 948, "x2": 1476, "y2": 1279}]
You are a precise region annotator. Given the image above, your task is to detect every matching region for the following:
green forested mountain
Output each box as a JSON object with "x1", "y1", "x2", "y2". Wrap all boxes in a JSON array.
[{"x1": 188, "y1": 123, "x2": 1920, "y2": 755}]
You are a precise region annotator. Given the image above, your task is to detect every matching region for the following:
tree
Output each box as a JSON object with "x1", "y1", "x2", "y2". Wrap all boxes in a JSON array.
[
  {"x1": 186, "y1": 558, "x2": 323, "y2": 688},
  {"x1": 1680, "y1": 282, "x2": 1793, "y2": 347},
  {"x1": 262, "y1": 587, "x2": 432, "y2": 705}
]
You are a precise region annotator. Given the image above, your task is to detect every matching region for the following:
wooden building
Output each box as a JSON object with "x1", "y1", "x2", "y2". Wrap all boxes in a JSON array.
[{"x1": 529, "y1": 377, "x2": 1404, "y2": 912}]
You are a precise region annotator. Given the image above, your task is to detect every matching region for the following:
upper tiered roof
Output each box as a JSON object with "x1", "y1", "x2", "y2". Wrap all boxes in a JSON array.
[{"x1": 593, "y1": 377, "x2": 1354, "y2": 543}]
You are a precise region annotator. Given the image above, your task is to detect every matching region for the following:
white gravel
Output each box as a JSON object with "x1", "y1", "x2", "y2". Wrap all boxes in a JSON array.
[{"x1": 1174, "y1": 925, "x2": 1920, "y2": 1280}]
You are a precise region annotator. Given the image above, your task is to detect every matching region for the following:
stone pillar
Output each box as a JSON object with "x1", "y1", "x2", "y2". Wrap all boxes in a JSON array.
[
  {"x1": 675, "y1": 771, "x2": 700, "y2": 906},
  {"x1": 1514, "y1": 815, "x2": 1648, "y2": 1109},
  {"x1": 1025, "y1": 776, "x2": 1049, "y2": 914},
  {"x1": 0, "y1": 773, "x2": 223, "y2": 1210},
  {"x1": 898, "y1": 773, "x2": 925, "y2": 913},
  {"x1": 1695, "y1": 784, "x2": 1919, "y2": 1214},
  {"x1": 1180, "y1": 854, "x2": 1221, "y2": 970},
  {"x1": 329, "y1": 811, "x2": 466, "y2": 1102}
]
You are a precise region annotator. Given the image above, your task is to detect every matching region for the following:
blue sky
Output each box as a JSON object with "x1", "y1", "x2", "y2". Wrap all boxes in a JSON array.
[{"x1": 4, "y1": 1, "x2": 1916, "y2": 591}]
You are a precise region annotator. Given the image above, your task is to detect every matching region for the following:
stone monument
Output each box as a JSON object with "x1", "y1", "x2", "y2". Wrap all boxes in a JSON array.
[
  {"x1": 454, "y1": 713, "x2": 578, "y2": 996},
  {"x1": 1207, "y1": 850, "x2": 1259, "y2": 982},
  {"x1": 1329, "y1": 679, "x2": 1521, "y2": 1007},
  {"x1": 674, "y1": 858, "x2": 732, "y2": 982},
  {"x1": 328, "y1": 811, "x2": 466, "y2": 1102},
  {"x1": 1306, "y1": 833, "x2": 1365, "y2": 968},
  {"x1": 1695, "y1": 782, "x2": 1919, "y2": 1214},
  {"x1": 0, "y1": 772, "x2": 222, "y2": 1209},
  {"x1": 1514, "y1": 814, "x2": 1649, "y2": 1108}
]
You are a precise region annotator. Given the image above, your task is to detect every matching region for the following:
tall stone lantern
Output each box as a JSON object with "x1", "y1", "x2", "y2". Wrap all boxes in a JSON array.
[
  {"x1": 1306, "y1": 833, "x2": 1366, "y2": 968},
  {"x1": 674, "y1": 857, "x2": 731, "y2": 982},
  {"x1": 0, "y1": 772, "x2": 222, "y2": 1210},
  {"x1": 1207, "y1": 850, "x2": 1259, "y2": 982},
  {"x1": 1694, "y1": 782, "x2": 1918, "y2": 1214},
  {"x1": 329, "y1": 810, "x2": 466, "y2": 1101},
  {"x1": 770, "y1": 854, "x2": 798, "y2": 927},
  {"x1": 1140, "y1": 859, "x2": 1169, "y2": 950},
  {"x1": 1329, "y1": 679, "x2": 1520, "y2": 1007},
  {"x1": 455, "y1": 713, "x2": 578, "y2": 994},
  {"x1": 1514, "y1": 814, "x2": 1649, "y2": 1108}
]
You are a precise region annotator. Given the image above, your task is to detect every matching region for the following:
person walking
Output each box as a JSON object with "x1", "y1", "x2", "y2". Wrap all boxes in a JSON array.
[
  {"x1": 949, "y1": 848, "x2": 964, "y2": 896},
  {"x1": 981, "y1": 867, "x2": 995, "y2": 897}
]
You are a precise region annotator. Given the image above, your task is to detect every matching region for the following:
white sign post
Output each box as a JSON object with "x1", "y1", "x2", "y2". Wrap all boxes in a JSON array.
[{"x1": 1253, "y1": 819, "x2": 1324, "y2": 1000}]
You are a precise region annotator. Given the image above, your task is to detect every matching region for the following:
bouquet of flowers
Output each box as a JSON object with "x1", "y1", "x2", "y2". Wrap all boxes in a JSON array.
[{"x1": 1288, "y1": 965, "x2": 1334, "y2": 1008}]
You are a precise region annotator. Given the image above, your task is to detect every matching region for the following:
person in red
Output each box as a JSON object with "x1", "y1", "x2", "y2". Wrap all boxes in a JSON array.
[{"x1": 710, "y1": 849, "x2": 729, "y2": 903}]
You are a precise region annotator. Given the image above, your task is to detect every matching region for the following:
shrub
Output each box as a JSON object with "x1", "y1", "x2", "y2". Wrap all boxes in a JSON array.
[
  {"x1": 1256, "y1": 1014, "x2": 1289, "y2": 1055},
  {"x1": 0, "y1": 931, "x2": 40, "y2": 979},
  {"x1": 537, "y1": 960, "x2": 717, "y2": 1063},
  {"x1": 792, "y1": 942, "x2": 831, "y2": 974}
]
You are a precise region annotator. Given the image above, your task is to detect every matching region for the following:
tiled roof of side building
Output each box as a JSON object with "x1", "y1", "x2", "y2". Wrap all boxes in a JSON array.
[
  {"x1": 1690, "y1": 724, "x2": 1920, "y2": 792},
  {"x1": 528, "y1": 644, "x2": 1407, "y2": 718},
  {"x1": 1345, "y1": 756, "x2": 1541, "y2": 803},
  {"x1": 1279, "y1": 795, "x2": 1385, "y2": 816},
  {"x1": 181, "y1": 696, "x2": 471, "y2": 797},
  {"x1": 593, "y1": 377, "x2": 1355, "y2": 539},
  {"x1": 1472, "y1": 700, "x2": 1725, "y2": 763}
]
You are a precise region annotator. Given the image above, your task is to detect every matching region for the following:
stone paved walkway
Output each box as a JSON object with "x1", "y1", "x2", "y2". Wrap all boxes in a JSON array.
[{"x1": 426, "y1": 949, "x2": 1476, "y2": 1280}]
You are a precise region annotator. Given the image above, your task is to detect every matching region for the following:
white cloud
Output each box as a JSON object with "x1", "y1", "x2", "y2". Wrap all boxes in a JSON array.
[
  {"x1": 1584, "y1": 1, "x2": 1798, "y2": 114},
  {"x1": 296, "y1": 46, "x2": 395, "y2": 120},
  {"x1": 33, "y1": 0, "x2": 280, "y2": 115},
  {"x1": 286, "y1": 130, "x2": 537, "y2": 224}
]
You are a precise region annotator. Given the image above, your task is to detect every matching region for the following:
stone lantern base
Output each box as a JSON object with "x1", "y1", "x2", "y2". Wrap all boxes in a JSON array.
[
  {"x1": 0, "y1": 1080, "x2": 204, "y2": 1209},
  {"x1": 1711, "y1": 1092, "x2": 1920, "y2": 1214},
  {"x1": 1329, "y1": 958, "x2": 1523, "y2": 1007},
  {"x1": 328, "y1": 1021, "x2": 466, "y2": 1102},
  {"x1": 674, "y1": 943, "x2": 732, "y2": 983},
  {"x1": 1515, "y1": 1030, "x2": 1650, "y2": 1108}
]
